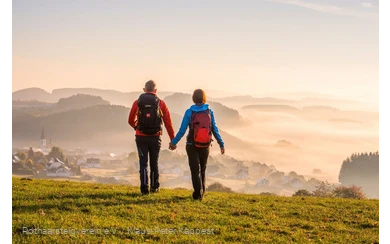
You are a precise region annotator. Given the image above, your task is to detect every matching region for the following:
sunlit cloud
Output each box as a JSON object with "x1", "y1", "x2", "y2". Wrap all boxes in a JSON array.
[
  {"x1": 361, "y1": 2, "x2": 373, "y2": 8},
  {"x1": 267, "y1": 0, "x2": 377, "y2": 21}
]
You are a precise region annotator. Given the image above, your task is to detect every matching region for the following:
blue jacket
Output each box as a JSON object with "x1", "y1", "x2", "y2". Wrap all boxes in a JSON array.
[{"x1": 171, "y1": 104, "x2": 224, "y2": 148}]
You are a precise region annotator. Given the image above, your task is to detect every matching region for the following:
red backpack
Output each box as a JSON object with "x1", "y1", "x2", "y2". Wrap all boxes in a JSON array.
[{"x1": 190, "y1": 109, "x2": 213, "y2": 148}]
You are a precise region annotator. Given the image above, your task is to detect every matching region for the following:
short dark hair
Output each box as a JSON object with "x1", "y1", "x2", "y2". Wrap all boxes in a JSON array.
[
  {"x1": 192, "y1": 89, "x2": 206, "y2": 104},
  {"x1": 145, "y1": 80, "x2": 156, "y2": 92}
]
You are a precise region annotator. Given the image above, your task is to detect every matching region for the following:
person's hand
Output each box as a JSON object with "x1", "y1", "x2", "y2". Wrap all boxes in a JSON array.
[
  {"x1": 169, "y1": 142, "x2": 177, "y2": 150},
  {"x1": 220, "y1": 147, "x2": 225, "y2": 155}
]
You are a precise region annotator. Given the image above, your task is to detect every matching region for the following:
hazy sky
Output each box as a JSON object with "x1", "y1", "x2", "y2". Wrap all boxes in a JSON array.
[{"x1": 13, "y1": 0, "x2": 378, "y2": 101}]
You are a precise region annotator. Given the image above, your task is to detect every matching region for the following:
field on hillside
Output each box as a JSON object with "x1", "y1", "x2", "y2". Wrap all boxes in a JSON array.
[{"x1": 12, "y1": 178, "x2": 379, "y2": 243}]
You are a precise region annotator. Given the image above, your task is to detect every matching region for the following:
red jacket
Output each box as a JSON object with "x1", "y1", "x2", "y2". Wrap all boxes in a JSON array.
[{"x1": 128, "y1": 93, "x2": 175, "y2": 140}]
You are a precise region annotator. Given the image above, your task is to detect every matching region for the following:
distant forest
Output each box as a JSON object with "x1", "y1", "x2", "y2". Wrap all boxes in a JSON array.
[{"x1": 339, "y1": 152, "x2": 379, "y2": 198}]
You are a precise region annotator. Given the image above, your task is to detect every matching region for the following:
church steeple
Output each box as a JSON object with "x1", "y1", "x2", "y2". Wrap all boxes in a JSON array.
[
  {"x1": 40, "y1": 127, "x2": 46, "y2": 140},
  {"x1": 40, "y1": 127, "x2": 47, "y2": 152}
]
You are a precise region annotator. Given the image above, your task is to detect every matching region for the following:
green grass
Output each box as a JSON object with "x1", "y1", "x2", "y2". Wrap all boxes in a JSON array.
[{"x1": 12, "y1": 178, "x2": 379, "y2": 243}]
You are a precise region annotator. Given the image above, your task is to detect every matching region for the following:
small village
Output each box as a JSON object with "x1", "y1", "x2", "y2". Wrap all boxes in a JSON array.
[{"x1": 12, "y1": 127, "x2": 324, "y2": 196}]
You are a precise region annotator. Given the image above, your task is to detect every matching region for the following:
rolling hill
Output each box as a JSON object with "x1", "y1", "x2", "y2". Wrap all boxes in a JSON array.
[
  {"x1": 12, "y1": 178, "x2": 379, "y2": 243},
  {"x1": 57, "y1": 94, "x2": 110, "y2": 111},
  {"x1": 12, "y1": 100, "x2": 52, "y2": 108},
  {"x1": 13, "y1": 87, "x2": 378, "y2": 112},
  {"x1": 213, "y1": 96, "x2": 297, "y2": 106},
  {"x1": 12, "y1": 87, "x2": 174, "y2": 107},
  {"x1": 12, "y1": 88, "x2": 55, "y2": 102},
  {"x1": 164, "y1": 93, "x2": 243, "y2": 127},
  {"x1": 242, "y1": 104, "x2": 299, "y2": 113},
  {"x1": 12, "y1": 103, "x2": 251, "y2": 152},
  {"x1": 12, "y1": 94, "x2": 112, "y2": 117}
]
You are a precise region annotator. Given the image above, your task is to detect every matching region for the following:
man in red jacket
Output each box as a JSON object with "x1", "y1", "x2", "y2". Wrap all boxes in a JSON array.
[{"x1": 128, "y1": 80, "x2": 175, "y2": 195}]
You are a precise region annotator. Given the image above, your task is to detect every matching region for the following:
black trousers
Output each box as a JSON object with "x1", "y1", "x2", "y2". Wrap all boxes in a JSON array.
[
  {"x1": 135, "y1": 136, "x2": 161, "y2": 192},
  {"x1": 186, "y1": 144, "x2": 210, "y2": 198}
]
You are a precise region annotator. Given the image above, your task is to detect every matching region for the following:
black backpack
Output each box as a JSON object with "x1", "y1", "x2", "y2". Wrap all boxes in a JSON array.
[{"x1": 137, "y1": 93, "x2": 162, "y2": 135}]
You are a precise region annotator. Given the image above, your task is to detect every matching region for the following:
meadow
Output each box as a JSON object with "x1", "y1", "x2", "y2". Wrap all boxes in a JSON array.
[{"x1": 12, "y1": 178, "x2": 378, "y2": 243}]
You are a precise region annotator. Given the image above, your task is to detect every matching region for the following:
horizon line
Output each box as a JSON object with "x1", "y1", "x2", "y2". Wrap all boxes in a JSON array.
[{"x1": 11, "y1": 86, "x2": 379, "y2": 105}]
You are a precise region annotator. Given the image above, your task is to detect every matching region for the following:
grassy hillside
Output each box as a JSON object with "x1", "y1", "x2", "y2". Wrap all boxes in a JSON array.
[{"x1": 13, "y1": 178, "x2": 378, "y2": 243}]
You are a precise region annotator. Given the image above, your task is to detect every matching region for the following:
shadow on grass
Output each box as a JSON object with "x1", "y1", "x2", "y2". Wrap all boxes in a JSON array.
[
  {"x1": 135, "y1": 195, "x2": 191, "y2": 205},
  {"x1": 12, "y1": 192, "x2": 192, "y2": 214}
]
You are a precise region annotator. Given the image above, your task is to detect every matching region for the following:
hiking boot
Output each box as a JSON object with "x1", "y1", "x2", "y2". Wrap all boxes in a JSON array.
[
  {"x1": 141, "y1": 186, "x2": 149, "y2": 195},
  {"x1": 150, "y1": 187, "x2": 160, "y2": 193},
  {"x1": 192, "y1": 191, "x2": 202, "y2": 201}
]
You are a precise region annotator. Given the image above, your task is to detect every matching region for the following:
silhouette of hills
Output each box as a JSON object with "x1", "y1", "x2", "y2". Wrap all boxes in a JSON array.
[
  {"x1": 164, "y1": 93, "x2": 243, "y2": 127},
  {"x1": 12, "y1": 87, "x2": 174, "y2": 107},
  {"x1": 13, "y1": 103, "x2": 250, "y2": 151},
  {"x1": 215, "y1": 95, "x2": 296, "y2": 105},
  {"x1": 242, "y1": 104, "x2": 299, "y2": 113},
  {"x1": 13, "y1": 87, "x2": 378, "y2": 112}
]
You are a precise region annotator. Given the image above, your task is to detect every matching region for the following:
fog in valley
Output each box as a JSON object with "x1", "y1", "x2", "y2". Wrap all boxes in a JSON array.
[{"x1": 12, "y1": 88, "x2": 379, "y2": 197}]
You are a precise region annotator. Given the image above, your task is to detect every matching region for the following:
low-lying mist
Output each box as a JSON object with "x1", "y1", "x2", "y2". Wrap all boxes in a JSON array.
[
  {"x1": 12, "y1": 90, "x2": 379, "y2": 189},
  {"x1": 221, "y1": 108, "x2": 378, "y2": 181}
]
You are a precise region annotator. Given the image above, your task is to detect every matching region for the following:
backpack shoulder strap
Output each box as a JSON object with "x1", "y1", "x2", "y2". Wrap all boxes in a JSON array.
[
  {"x1": 152, "y1": 94, "x2": 160, "y2": 105},
  {"x1": 137, "y1": 93, "x2": 146, "y2": 106},
  {"x1": 204, "y1": 109, "x2": 212, "y2": 128},
  {"x1": 191, "y1": 110, "x2": 205, "y2": 131}
]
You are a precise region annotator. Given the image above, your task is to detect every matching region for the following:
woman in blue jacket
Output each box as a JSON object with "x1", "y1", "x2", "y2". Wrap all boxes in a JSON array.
[{"x1": 170, "y1": 89, "x2": 225, "y2": 200}]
